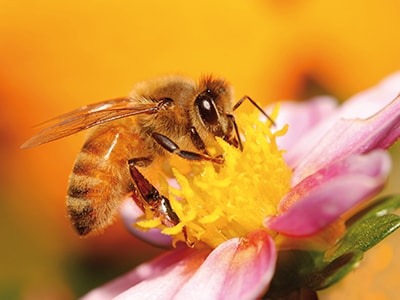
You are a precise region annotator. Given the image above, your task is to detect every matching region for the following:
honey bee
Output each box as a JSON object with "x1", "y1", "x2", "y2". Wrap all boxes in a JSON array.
[{"x1": 22, "y1": 75, "x2": 273, "y2": 236}]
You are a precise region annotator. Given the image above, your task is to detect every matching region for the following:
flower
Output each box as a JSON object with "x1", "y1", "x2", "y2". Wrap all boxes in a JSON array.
[{"x1": 82, "y1": 73, "x2": 400, "y2": 299}]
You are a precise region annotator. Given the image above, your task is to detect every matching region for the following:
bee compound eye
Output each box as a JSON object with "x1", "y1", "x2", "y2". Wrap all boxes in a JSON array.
[{"x1": 195, "y1": 94, "x2": 219, "y2": 126}]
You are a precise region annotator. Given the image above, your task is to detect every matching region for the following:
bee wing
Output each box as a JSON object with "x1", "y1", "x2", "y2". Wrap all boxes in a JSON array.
[{"x1": 22, "y1": 97, "x2": 159, "y2": 148}]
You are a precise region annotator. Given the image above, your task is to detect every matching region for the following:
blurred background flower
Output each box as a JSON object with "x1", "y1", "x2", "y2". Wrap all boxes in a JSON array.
[{"x1": 1, "y1": 0, "x2": 399, "y2": 299}]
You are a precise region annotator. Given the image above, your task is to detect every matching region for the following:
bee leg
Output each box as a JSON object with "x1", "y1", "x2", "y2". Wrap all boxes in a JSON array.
[
  {"x1": 152, "y1": 132, "x2": 224, "y2": 164},
  {"x1": 128, "y1": 159, "x2": 193, "y2": 245},
  {"x1": 128, "y1": 158, "x2": 180, "y2": 228}
]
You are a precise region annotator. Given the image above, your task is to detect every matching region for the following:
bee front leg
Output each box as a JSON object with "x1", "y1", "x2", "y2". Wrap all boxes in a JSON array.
[
  {"x1": 152, "y1": 132, "x2": 224, "y2": 164},
  {"x1": 128, "y1": 158, "x2": 180, "y2": 227}
]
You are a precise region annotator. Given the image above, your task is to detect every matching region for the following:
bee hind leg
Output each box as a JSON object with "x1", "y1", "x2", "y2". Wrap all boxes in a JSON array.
[
  {"x1": 128, "y1": 158, "x2": 193, "y2": 245},
  {"x1": 128, "y1": 158, "x2": 180, "y2": 227}
]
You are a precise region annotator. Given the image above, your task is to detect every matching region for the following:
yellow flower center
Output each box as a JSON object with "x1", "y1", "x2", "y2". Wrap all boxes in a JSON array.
[{"x1": 136, "y1": 107, "x2": 292, "y2": 249}]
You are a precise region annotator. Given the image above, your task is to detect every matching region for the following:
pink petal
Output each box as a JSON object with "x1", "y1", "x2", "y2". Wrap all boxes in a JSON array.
[
  {"x1": 292, "y1": 93, "x2": 400, "y2": 184},
  {"x1": 174, "y1": 230, "x2": 276, "y2": 300},
  {"x1": 286, "y1": 72, "x2": 400, "y2": 172},
  {"x1": 338, "y1": 72, "x2": 400, "y2": 119},
  {"x1": 270, "y1": 96, "x2": 337, "y2": 161},
  {"x1": 279, "y1": 149, "x2": 392, "y2": 213},
  {"x1": 82, "y1": 247, "x2": 210, "y2": 300},
  {"x1": 120, "y1": 199, "x2": 173, "y2": 248},
  {"x1": 91, "y1": 231, "x2": 276, "y2": 300},
  {"x1": 222, "y1": 231, "x2": 277, "y2": 299},
  {"x1": 267, "y1": 150, "x2": 391, "y2": 237}
]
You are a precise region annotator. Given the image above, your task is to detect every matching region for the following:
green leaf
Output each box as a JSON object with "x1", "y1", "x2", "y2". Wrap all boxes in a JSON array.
[
  {"x1": 306, "y1": 251, "x2": 364, "y2": 290},
  {"x1": 333, "y1": 214, "x2": 400, "y2": 259},
  {"x1": 266, "y1": 250, "x2": 364, "y2": 297},
  {"x1": 330, "y1": 195, "x2": 400, "y2": 260},
  {"x1": 347, "y1": 194, "x2": 400, "y2": 226}
]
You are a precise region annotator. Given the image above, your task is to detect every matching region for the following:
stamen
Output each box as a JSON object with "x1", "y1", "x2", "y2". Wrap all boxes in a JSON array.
[{"x1": 136, "y1": 109, "x2": 292, "y2": 249}]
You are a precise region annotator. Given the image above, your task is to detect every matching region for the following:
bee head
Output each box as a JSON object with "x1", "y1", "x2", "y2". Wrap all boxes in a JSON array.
[{"x1": 195, "y1": 77, "x2": 241, "y2": 149}]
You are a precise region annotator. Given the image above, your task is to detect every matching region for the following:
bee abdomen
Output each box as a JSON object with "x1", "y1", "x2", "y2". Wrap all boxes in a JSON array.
[
  {"x1": 67, "y1": 195, "x2": 94, "y2": 235},
  {"x1": 66, "y1": 129, "x2": 133, "y2": 236},
  {"x1": 68, "y1": 184, "x2": 90, "y2": 199},
  {"x1": 67, "y1": 170, "x2": 102, "y2": 235}
]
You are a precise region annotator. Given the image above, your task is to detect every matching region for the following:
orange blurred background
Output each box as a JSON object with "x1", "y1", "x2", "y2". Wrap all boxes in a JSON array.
[{"x1": 1, "y1": 1, "x2": 400, "y2": 299}]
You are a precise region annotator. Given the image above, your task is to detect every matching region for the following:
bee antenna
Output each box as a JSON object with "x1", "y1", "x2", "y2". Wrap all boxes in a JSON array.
[{"x1": 233, "y1": 95, "x2": 276, "y2": 126}]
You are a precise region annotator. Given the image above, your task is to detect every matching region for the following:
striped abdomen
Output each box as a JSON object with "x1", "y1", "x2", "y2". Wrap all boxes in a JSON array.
[{"x1": 67, "y1": 122, "x2": 139, "y2": 235}]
